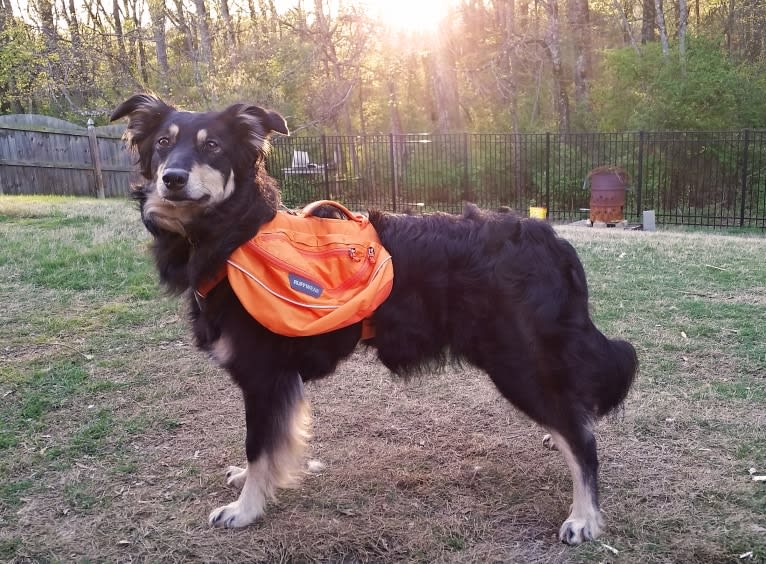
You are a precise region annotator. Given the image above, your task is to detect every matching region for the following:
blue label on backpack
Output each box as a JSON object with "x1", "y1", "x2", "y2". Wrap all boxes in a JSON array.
[{"x1": 289, "y1": 273, "x2": 323, "y2": 298}]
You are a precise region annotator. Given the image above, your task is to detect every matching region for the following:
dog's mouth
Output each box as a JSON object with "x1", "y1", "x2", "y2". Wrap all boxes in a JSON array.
[{"x1": 161, "y1": 193, "x2": 211, "y2": 204}]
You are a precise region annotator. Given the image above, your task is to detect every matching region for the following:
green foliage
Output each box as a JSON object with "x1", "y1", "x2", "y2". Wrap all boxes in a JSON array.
[
  {"x1": 2, "y1": 2, "x2": 766, "y2": 139},
  {"x1": 0, "y1": 20, "x2": 51, "y2": 113},
  {"x1": 592, "y1": 37, "x2": 766, "y2": 131}
]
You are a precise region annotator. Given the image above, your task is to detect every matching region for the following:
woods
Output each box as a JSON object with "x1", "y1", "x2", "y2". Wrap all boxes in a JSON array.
[{"x1": 0, "y1": 0, "x2": 765, "y2": 134}]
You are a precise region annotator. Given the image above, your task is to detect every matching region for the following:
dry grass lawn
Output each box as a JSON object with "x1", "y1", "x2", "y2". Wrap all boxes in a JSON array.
[{"x1": 0, "y1": 196, "x2": 764, "y2": 563}]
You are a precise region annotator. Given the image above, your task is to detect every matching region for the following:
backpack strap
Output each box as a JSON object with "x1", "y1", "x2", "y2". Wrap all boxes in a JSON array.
[
  {"x1": 301, "y1": 200, "x2": 364, "y2": 223},
  {"x1": 195, "y1": 267, "x2": 228, "y2": 304}
]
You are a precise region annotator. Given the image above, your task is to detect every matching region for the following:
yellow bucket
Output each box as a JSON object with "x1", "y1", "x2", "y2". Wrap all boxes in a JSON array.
[{"x1": 529, "y1": 206, "x2": 547, "y2": 219}]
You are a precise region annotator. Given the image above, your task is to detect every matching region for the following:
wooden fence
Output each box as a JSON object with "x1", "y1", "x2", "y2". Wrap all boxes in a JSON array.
[{"x1": 0, "y1": 114, "x2": 132, "y2": 198}]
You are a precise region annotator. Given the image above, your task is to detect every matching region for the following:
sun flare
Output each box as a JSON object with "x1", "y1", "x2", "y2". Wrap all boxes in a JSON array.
[{"x1": 362, "y1": 0, "x2": 453, "y2": 33}]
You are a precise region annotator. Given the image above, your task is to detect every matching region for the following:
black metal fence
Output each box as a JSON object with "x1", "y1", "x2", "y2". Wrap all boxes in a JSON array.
[{"x1": 269, "y1": 130, "x2": 766, "y2": 228}]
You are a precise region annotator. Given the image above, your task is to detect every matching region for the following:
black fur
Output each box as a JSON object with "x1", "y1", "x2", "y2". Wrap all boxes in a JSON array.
[{"x1": 112, "y1": 95, "x2": 637, "y2": 543}]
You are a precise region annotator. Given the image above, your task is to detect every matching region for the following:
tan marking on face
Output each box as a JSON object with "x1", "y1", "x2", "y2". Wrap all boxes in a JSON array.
[
  {"x1": 187, "y1": 163, "x2": 234, "y2": 203},
  {"x1": 168, "y1": 123, "x2": 179, "y2": 142},
  {"x1": 196, "y1": 128, "x2": 208, "y2": 146},
  {"x1": 223, "y1": 170, "x2": 235, "y2": 199}
]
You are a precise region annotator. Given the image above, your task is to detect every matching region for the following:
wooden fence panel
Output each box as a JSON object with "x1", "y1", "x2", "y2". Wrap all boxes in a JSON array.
[
  {"x1": 0, "y1": 115, "x2": 132, "y2": 198},
  {"x1": 94, "y1": 124, "x2": 134, "y2": 198}
]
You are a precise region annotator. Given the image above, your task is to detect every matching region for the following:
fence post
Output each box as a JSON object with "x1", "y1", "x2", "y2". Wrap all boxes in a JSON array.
[
  {"x1": 87, "y1": 119, "x2": 106, "y2": 199},
  {"x1": 740, "y1": 128, "x2": 750, "y2": 227},
  {"x1": 545, "y1": 132, "x2": 551, "y2": 215},
  {"x1": 321, "y1": 134, "x2": 331, "y2": 200},
  {"x1": 636, "y1": 130, "x2": 645, "y2": 219},
  {"x1": 388, "y1": 134, "x2": 398, "y2": 212},
  {"x1": 462, "y1": 132, "x2": 469, "y2": 201}
]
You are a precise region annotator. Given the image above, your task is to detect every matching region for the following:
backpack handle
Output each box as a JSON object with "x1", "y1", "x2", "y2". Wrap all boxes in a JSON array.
[{"x1": 301, "y1": 200, "x2": 363, "y2": 222}]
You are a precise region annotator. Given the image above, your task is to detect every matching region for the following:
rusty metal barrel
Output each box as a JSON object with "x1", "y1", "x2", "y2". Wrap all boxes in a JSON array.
[{"x1": 588, "y1": 167, "x2": 627, "y2": 224}]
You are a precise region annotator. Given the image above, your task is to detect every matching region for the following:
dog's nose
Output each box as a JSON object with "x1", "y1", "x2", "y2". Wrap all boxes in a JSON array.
[{"x1": 162, "y1": 169, "x2": 189, "y2": 191}]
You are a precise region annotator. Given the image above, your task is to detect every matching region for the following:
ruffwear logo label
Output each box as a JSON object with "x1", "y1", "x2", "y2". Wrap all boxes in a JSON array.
[{"x1": 289, "y1": 273, "x2": 323, "y2": 298}]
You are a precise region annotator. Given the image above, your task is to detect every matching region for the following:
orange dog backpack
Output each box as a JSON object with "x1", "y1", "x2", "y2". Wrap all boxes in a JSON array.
[{"x1": 196, "y1": 201, "x2": 394, "y2": 338}]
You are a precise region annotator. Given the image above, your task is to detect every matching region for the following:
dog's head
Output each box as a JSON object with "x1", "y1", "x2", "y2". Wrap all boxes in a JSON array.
[{"x1": 111, "y1": 94, "x2": 288, "y2": 236}]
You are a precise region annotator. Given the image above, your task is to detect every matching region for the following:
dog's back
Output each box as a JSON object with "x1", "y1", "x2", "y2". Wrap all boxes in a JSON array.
[{"x1": 369, "y1": 206, "x2": 636, "y2": 418}]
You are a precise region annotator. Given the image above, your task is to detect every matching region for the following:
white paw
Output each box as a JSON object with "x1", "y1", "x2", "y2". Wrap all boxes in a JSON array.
[
  {"x1": 558, "y1": 512, "x2": 604, "y2": 545},
  {"x1": 208, "y1": 500, "x2": 262, "y2": 528},
  {"x1": 225, "y1": 465, "x2": 247, "y2": 489},
  {"x1": 542, "y1": 433, "x2": 558, "y2": 450}
]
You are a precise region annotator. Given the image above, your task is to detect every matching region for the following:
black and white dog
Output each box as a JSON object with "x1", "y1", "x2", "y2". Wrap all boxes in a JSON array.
[{"x1": 111, "y1": 94, "x2": 637, "y2": 545}]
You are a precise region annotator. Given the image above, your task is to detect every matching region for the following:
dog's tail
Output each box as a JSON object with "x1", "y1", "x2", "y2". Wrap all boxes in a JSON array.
[{"x1": 593, "y1": 337, "x2": 638, "y2": 418}]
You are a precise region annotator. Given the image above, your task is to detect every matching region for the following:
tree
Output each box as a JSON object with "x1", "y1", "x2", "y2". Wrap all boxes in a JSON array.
[
  {"x1": 542, "y1": 0, "x2": 570, "y2": 131},
  {"x1": 148, "y1": 0, "x2": 169, "y2": 92},
  {"x1": 642, "y1": 0, "x2": 656, "y2": 43},
  {"x1": 568, "y1": 0, "x2": 592, "y2": 112},
  {"x1": 219, "y1": 0, "x2": 236, "y2": 47},
  {"x1": 655, "y1": 0, "x2": 670, "y2": 57}
]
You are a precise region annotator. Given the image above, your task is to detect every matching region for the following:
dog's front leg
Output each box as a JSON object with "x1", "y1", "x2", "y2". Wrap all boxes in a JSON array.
[
  {"x1": 209, "y1": 372, "x2": 309, "y2": 528},
  {"x1": 548, "y1": 428, "x2": 604, "y2": 544}
]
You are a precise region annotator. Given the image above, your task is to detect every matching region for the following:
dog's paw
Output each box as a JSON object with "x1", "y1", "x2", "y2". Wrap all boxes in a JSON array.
[
  {"x1": 225, "y1": 465, "x2": 247, "y2": 489},
  {"x1": 558, "y1": 512, "x2": 604, "y2": 545},
  {"x1": 208, "y1": 500, "x2": 261, "y2": 528},
  {"x1": 542, "y1": 433, "x2": 558, "y2": 450}
]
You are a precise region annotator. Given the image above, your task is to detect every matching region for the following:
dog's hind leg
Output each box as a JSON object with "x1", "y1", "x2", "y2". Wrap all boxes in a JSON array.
[
  {"x1": 486, "y1": 364, "x2": 603, "y2": 544},
  {"x1": 209, "y1": 372, "x2": 309, "y2": 528},
  {"x1": 547, "y1": 424, "x2": 604, "y2": 545}
]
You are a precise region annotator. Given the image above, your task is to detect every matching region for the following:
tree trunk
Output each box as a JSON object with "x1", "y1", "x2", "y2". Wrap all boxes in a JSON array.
[
  {"x1": 171, "y1": 0, "x2": 195, "y2": 58},
  {"x1": 112, "y1": 0, "x2": 129, "y2": 66},
  {"x1": 62, "y1": 0, "x2": 82, "y2": 55},
  {"x1": 148, "y1": 0, "x2": 170, "y2": 91},
  {"x1": 568, "y1": 0, "x2": 591, "y2": 112},
  {"x1": 193, "y1": 0, "x2": 214, "y2": 74},
  {"x1": 641, "y1": 0, "x2": 656, "y2": 43},
  {"x1": 499, "y1": 0, "x2": 521, "y2": 134},
  {"x1": 426, "y1": 13, "x2": 462, "y2": 133},
  {"x1": 655, "y1": 0, "x2": 670, "y2": 57},
  {"x1": 246, "y1": 0, "x2": 257, "y2": 21},
  {"x1": 312, "y1": 0, "x2": 355, "y2": 137},
  {"x1": 678, "y1": 0, "x2": 687, "y2": 71},
  {"x1": 61, "y1": 0, "x2": 89, "y2": 91},
  {"x1": 220, "y1": 0, "x2": 236, "y2": 46},
  {"x1": 543, "y1": 0, "x2": 570, "y2": 132},
  {"x1": 725, "y1": 0, "x2": 734, "y2": 53},
  {"x1": 125, "y1": 0, "x2": 149, "y2": 84},
  {"x1": 171, "y1": 0, "x2": 207, "y2": 102},
  {"x1": 613, "y1": 0, "x2": 641, "y2": 55},
  {"x1": 33, "y1": 0, "x2": 57, "y2": 56}
]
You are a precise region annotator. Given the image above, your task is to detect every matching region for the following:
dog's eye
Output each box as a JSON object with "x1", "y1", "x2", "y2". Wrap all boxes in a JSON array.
[
  {"x1": 205, "y1": 139, "x2": 219, "y2": 151},
  {"x1": 157, "y1": 137, "x2": 170, "y2": 147}
]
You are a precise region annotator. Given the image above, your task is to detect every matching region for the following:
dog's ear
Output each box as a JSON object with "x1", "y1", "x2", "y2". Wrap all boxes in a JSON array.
[
  {"x1": 245, "y1": 106, "x2": 289, "y2": 136},
  {"x1": 111, "y1": 94, "x2": 175, "y2": 178},
  {"x1": 223, "y1": 103, "x2": 289, "y2": 154}
]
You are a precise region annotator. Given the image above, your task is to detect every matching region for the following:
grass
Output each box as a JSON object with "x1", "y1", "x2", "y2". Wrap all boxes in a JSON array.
[{"x1": 1, "y1": 195, "x2": 765, "y2": 563}]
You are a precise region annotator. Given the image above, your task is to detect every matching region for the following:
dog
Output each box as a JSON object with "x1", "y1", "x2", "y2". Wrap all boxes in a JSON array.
[{"x1": 111, "y1": 94, "x2": 637, "y2": 545}]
